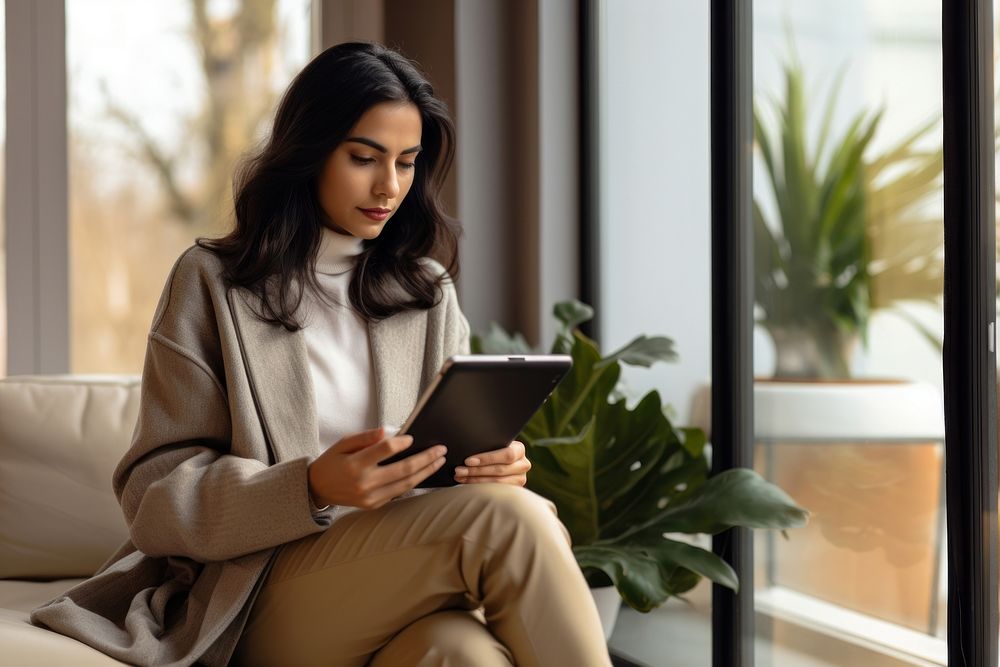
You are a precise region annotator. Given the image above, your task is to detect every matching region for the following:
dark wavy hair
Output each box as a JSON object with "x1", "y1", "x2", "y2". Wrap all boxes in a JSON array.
[{"x1": 197, "y1": 41, "x2": 460, "y2": 330}]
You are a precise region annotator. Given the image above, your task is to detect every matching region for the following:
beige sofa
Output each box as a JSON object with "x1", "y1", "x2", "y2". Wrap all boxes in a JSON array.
[{"x1": 0, "y1": 374, "x2": 138, "y2": 665}]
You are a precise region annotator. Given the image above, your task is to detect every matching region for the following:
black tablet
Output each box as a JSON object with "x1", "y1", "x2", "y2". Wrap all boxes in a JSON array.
[{"x1": 378, "y1": 354, "x2": 573, "y2": 487}]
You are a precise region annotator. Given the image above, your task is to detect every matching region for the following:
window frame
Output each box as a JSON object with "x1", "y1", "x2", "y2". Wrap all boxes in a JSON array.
[{"x1": 5, "y1": 0, "x2": 68, "y2": 375}]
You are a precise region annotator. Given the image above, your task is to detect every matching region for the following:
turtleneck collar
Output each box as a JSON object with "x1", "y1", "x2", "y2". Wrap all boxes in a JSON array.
[{"x1": 315, "y1": 225, "x2": 364, "y2": 275}]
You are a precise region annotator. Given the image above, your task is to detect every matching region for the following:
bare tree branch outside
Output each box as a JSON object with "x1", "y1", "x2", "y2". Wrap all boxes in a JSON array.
[{"x1": 68, "y1": 0, "x2": 311, "y2": 373}]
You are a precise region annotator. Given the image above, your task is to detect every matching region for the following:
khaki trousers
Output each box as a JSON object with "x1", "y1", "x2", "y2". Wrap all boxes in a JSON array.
[{"x1": 231, "y1": 484, "x2": 612, "y2": 667}]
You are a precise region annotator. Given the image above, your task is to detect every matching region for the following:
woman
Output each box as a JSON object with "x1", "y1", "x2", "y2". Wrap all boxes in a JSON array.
[{"x1": 31, "y1": 42, "x2": 611, "y2": 666}]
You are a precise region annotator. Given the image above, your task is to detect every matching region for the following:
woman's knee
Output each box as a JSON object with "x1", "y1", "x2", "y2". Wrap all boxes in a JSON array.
[
  {"x1": 454, "y1": 484, "x2": 570, "y2": 545},
  {"x1": 454, "y1": 483, "x2": 555, "y2": 517},
  {"x1": 369, "y1": 610, "x2": 513, "y2": 667}
]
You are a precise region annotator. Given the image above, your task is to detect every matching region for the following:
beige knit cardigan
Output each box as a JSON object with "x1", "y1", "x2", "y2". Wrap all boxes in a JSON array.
[{"x1": 30, "y1": 245, "x2": 471, "y2": 666}]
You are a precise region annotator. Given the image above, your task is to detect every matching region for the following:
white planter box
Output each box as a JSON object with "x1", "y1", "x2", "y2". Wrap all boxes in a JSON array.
[{"x1": 590, "y1": 585, "x2": 622, "y2": 641}]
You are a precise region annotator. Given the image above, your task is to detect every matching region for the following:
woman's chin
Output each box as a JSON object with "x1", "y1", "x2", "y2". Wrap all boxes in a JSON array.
[
  {"x1": 357, "y1": 220, "x2": 389, "y2": 239},
  {"x1": 357, "y1": 226, "x2": 383, "y2": 240}
]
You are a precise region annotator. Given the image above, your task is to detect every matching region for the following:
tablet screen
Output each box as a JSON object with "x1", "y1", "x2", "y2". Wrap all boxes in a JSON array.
[{"x1": 379, "y1": 355, "x2": 572, "y2": 487}]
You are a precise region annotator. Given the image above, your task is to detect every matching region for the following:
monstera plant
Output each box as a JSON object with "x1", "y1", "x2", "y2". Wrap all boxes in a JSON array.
[{"x1": 472, "y1": 300, "x2": 808, "y2": 612}]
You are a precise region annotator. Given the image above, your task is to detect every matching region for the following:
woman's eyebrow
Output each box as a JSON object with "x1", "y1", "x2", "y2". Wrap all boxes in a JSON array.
[{"x1": 345, "y1": 136, "x2": 422, "y2": 154}]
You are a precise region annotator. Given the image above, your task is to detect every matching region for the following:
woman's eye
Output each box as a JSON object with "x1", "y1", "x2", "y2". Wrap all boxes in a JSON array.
[{"x1": 351, "y1": 156, "x2": 415, "y2": 171}]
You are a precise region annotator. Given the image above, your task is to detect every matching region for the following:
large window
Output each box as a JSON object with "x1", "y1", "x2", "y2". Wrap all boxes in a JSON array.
[
  {"x1": 67, "y1": 0, "x2": 312, "y2": 373},
  {"x1": 753, "y1": 2, "x2": 945, "y2": 664},
  {"x1": 600, "y1": 2, "x2": 950, "y2": 665}
]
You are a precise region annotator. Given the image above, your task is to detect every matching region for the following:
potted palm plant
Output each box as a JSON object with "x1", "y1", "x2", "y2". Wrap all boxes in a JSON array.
[
  {"x1": 754, "y1": 54, "x2": 943, "y2": 378},
  {"x1": 472, "y1": 300, "x2": 808, "y2": 638}
]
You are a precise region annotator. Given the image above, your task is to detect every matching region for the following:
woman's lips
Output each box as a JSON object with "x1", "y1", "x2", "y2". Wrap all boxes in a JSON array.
[{"x1": 358, "y1": 208, "x2": 390, "y2": 221}]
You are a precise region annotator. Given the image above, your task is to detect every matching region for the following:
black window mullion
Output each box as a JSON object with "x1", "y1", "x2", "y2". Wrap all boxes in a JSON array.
[
  {"x1": 710, "y1": 2, "x2": 755, "y2": 666},
  {"x1": 941, "y1": 1, "x2": 999, "y2": 664}
]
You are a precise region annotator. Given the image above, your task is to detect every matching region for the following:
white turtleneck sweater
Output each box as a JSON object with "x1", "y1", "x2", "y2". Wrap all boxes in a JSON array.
[
  {"x1": 302, "y1": 227, "x2": 378, "y2": 451},
  {"x1": 302, "y1": 225, "x2": 433, "y2": 519}
]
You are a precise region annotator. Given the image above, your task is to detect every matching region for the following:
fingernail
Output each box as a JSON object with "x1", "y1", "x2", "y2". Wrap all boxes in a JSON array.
[
  {"x1": 455, "y1": 467, "x2": 468, "y2": 476},
  {"x1": 466, "y1": 458, "x2": 480, "y2": 466},
  {"x1": 437, "y1": 445, "x2": 448, "y2": 456}
]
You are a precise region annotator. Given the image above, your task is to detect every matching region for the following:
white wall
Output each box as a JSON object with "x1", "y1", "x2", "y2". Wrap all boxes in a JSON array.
[{"x1": 599, "y1": 0, "x2": 712, "y2": 421}]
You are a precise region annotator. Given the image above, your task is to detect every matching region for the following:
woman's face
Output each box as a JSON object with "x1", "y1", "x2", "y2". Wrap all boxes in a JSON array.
[{"x1": 318, "y1": 101, "x2": 423, "y2": 239}]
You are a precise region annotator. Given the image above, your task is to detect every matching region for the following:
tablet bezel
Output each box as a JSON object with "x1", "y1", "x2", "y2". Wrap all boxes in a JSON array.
[
  {"x1": 380, "y1": 354, "x2": 572, "y2": 487},
  {"x1": 398, "y1": 354, "x2": 571, "y2": 434}
]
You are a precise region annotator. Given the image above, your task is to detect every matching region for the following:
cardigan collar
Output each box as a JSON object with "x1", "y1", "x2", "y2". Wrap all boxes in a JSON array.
[{"x1": 225, "y1": 282, "x2": 426, "y2": 463}]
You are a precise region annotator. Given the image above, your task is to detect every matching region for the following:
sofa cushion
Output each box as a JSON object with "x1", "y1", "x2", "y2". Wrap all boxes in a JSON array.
[
  {"x1": 0, "y1": 578, "x2": 89, "y2": 613},
  {"x1": 0, "y1": 375, "x2": 140, "y2": 579},
  {"x1": 0, "y1": 606, "x2": 126, "y2": 666}
]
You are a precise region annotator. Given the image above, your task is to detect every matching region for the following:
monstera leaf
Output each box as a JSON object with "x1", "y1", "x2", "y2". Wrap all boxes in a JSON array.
[
  {"x1": 474, "y1": 321, "x2": 533, "y2": 355},
  {"x1": 472, "y1": 300, "x2": 809, "y2": 612}
]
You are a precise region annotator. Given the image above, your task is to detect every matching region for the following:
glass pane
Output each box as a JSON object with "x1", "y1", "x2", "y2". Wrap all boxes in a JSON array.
[
  {"x1": 753, "y1": 3, "x2": 945, "y2": 665},
  {"x1": 67, "y1": 0, "x2": 313, "y2": 373},
  {"x1": 599, "y1": 1, "x2": 714, "y2": 664}
]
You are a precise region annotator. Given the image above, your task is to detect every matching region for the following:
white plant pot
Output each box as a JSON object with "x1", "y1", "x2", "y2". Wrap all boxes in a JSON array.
[{"x1": 589, "y1": 585, "x2": 622, "y2": 640}]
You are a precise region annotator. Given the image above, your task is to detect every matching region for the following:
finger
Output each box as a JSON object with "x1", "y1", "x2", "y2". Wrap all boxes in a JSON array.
[
  {"x1": 369, "y1": 455, "x2": 448, "y2": 505},
  {"x1": 370, "y1": 443, "x2": 448, "y2": 485},
  {"x1": 457, "y1": 474, "x2": 527, "y2": 486},
  {"x1": 455, "y1": 459, "x2": 531, "y2": 478},
  {"x1": 334, "y1": 427, "x2": 386, "y2": 454},
  {"x1": 464, "y1": 441, "x2": 524, "y2": 467},
  {"x1": 351, "y1": 434, "x2": 417, "y2": 467}
]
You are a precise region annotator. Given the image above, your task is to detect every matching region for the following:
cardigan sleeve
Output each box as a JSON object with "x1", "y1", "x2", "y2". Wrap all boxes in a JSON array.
[{"x1": 111, "y1": 251, "x2": 329, "y2": 563}]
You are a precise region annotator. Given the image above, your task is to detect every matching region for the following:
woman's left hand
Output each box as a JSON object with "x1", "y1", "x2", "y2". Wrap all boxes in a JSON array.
[{"x1": 454, "y1": 441, "x2": 531, "y2": 486}]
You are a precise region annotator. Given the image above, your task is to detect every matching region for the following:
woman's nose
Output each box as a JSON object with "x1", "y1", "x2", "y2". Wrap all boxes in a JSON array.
[{"x1": 374, "y1": 166, "x2": 400, "y2": 199}]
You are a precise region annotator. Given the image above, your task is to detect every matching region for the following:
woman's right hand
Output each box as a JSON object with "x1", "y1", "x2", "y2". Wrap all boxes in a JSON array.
[{"x1": 307, "y1": 426, "x2": 447, "y2": 510}]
